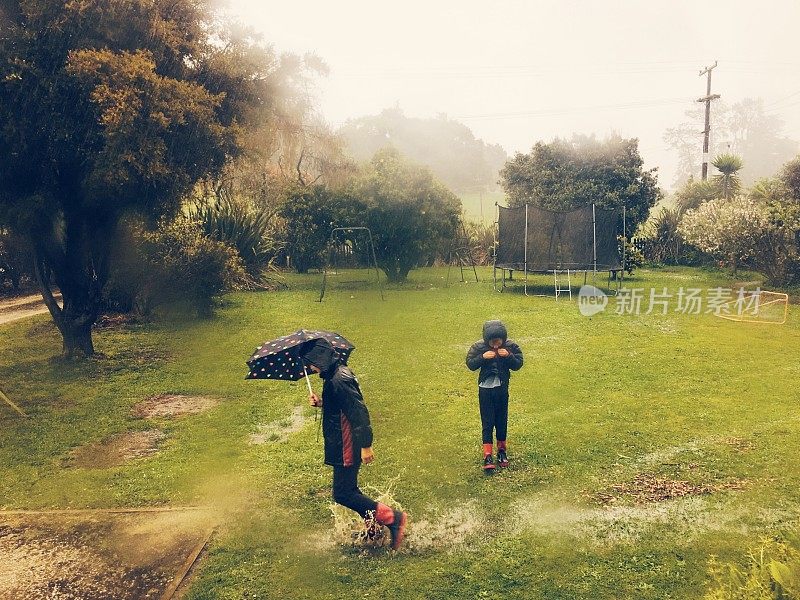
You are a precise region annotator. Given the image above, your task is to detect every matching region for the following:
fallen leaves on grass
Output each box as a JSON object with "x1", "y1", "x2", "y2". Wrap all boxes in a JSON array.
[
  {"x1": 133, "y1": 394, "x2": 219, "y2": 419},
  {"x1": 593, "y1": 473, "x2": 747, "y2": 506},
  {"x1": 720, "y1": 436, "x2": 756, "y2": 453},
  {"x1": 93, "y1": 313, "x2": 139, "y2": 330}
]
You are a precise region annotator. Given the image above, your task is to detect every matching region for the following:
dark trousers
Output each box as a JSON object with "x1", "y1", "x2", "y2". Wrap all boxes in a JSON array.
[
  {"x1": 332, "y1": 464, "x2": 378, "y2": 518},
  {"x1": 478, "y1": 384, "x2": 509, "y2": 444}
]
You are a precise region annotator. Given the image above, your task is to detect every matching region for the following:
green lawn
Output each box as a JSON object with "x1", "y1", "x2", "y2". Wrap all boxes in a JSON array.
[{"x1": 1, "y1": 266, "x2": 798, "y2": 599}]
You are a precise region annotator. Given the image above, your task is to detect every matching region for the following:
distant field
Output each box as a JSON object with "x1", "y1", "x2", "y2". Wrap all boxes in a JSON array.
[{"x1": 459, "y1": 190, "x2": 507, "y2": 223}]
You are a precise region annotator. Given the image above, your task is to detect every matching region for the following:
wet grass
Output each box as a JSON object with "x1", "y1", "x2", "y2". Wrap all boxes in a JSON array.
[{"x1": 0, "y1": 266, "x2": 799, "y2": 598}]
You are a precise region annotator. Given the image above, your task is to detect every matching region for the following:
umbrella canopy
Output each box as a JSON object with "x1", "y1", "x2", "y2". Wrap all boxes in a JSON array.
[{"x1": 245, "y1": 329, "x2": 355, "y2": 380}]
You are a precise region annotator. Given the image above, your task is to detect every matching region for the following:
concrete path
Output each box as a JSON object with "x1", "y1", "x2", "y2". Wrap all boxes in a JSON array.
[{"x1": 0, "y1": 292, "x2": 61, "y2": 325}]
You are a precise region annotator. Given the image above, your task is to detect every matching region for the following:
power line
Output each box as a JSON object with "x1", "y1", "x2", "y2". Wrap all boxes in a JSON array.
[{"x1": 457, "y1": 97, "x2": 690, "y2": 121}]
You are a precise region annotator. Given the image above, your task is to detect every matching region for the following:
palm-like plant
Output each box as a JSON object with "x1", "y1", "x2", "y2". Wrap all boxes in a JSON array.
[
  {"x1": 192, "y1": 195, "x2": 280, "y2": 280},
  {"x1": 712, "y1": 153, "x2": 744, "y2": 199}
]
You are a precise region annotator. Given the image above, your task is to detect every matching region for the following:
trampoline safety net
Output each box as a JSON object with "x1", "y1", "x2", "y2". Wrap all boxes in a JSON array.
[{"x1": 496, "y1": 204, "x2": 622, "y2": 272}]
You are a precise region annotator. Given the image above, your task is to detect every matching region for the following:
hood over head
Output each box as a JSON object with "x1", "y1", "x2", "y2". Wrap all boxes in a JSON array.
[
  {"x1": 300, "y1": 338, "x2": 340, "y2": 378},
  {"x1": 482, "y1": 320, "x2": 508, "y2": 344}
]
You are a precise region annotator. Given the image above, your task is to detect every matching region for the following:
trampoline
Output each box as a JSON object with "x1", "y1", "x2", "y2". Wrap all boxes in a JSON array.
[{"x1": 493, "y1": 203, "x2": 626, "y2": 298}]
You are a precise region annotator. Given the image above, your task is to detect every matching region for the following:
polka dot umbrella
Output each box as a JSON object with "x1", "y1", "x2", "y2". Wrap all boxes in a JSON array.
[{"x1": 245, "y1": 330, "x2": 355, "y2": 387}]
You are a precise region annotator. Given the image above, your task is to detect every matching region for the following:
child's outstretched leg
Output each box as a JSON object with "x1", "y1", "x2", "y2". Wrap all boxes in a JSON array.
[
  {"x1": 332, "y1": 465, "x2": 408, "y2": 549},
  {"x1": 332, "y1": 465, "x2": 377, "y2": 517}
]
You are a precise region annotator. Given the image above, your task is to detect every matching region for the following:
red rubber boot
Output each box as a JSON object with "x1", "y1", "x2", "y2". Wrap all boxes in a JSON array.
[
  {"x1": 483, "y1": 443, "x2": 496, "y2": 471},
  {"x1": 376, "y1": 503, "x2": 408, "y2": 550},
  {"x1": 497, "y1": 440, "x2": 509, "y2": 467}
]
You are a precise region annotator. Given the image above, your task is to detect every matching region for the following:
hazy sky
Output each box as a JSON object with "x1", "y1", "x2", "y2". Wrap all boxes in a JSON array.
[{"x1": 226, "y1": 0, "x2": 800, "y2": 189}]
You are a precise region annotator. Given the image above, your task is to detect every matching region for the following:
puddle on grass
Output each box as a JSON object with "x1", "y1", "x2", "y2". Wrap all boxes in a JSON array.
[
  {"x1": 509, "y1": 492, "x2": 751, "y2": 547},
  {"x1": 636, "y1": 435, "x2": 757, "y2": 468},
  {"x1": 249, "y1": 406, "x2": 309, "y2": 445},
  {"x1": 66, "y1": 430, "x2": 166, "y2": 468},
  {"x1": 303, "y1": 437, "x2": 769, "y2": 555},
  {"x1": 308, "y1": 492, "x2": 485, "y2": 555},
  {"x1": 404, "y1": 500, "x2": 486, "y2": 552}
]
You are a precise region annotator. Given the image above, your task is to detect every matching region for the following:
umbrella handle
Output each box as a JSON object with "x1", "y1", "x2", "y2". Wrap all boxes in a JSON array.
[
  {"x1": 304, "y1": 368, "x2": 320, "y2": 413},
  {"x1": 303, "y1": 368, "x2": 314, "y2": 396}
]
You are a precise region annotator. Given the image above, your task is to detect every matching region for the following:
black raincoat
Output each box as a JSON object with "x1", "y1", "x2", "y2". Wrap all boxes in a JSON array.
[
  {"x1": 465, "y1": 320, "x2": 524, "y2": 383},
  {"x1": 303, "y1": 340, "x2": 373, "y2": 467}
]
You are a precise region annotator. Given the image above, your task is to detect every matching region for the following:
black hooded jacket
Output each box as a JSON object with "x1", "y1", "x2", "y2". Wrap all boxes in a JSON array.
[
  {"x1": 465, "y1": 320, "x2": 524, "y2": 385},
  {"x1": 302, "y1": 340, "x2": 373, "y2": 467}
]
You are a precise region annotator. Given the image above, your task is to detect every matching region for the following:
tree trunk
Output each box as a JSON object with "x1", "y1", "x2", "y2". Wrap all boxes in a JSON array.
[
  {"x1": 34, "y1": 238, "x2": 100, "y2": 359},
  {"x1": 60, "y1": 317, "x2": 95, "y2": 357}
]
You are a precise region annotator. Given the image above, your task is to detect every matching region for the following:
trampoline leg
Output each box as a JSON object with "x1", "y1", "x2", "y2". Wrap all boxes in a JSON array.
[
  {"x1": 567, "y1": 269, "x2": 572, "y2": 300},
  {"x1": 553, "y1": 271, "x2": 558, "y2": 300}
]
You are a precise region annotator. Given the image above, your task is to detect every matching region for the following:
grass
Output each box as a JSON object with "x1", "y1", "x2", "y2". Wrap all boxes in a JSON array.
[{"x1": 1, "y1": 266, "x2": 799, "y2": 598}]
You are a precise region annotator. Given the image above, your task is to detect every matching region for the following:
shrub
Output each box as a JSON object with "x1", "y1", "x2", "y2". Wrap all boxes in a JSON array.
[
  {"x1": 780, "y1": 156, "x2": 800, "y2": 201},
  {"x1": 679, "y1": 197, "x2": 799, "y2": 285},
  {"x1": 104, "y1": 216, "x2": 246, "y2": 317},
  {"x1": 619, "y1": 236, "x2": 644, "y2": 274},
  {"x1": 676, "y1": 179, "x2": 718, "y2": 212},
  {"x1": 460, "y1": 220, "x2": 495, "y2": 266},
  {"x1": 0, "y1": 228, "x2": 33, "y2": 291},
  {"x1": 140, "y1": 216, "x2": 246, "y2": 317}
]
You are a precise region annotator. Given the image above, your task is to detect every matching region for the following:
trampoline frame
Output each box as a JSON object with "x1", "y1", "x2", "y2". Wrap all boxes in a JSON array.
[{"x1": 492, "y1": 202, "x2": 626, "y2": 298}]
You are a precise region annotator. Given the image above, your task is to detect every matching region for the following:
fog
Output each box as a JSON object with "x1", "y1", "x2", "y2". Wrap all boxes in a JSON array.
[{"x1": 226, "y1": 0, "x2": 800, "y2": 191}]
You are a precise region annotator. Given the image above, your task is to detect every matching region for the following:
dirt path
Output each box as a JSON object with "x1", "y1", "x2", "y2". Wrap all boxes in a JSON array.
[
  {"x1": 0, "y1": 293, "x2": 61, "y2": 325},
  {"x1": 0, "y1": 508, "x2": 216, "y2": 600}
]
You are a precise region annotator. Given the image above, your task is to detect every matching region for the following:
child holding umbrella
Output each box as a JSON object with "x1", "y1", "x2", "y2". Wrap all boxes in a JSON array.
[{"x1": 300, "y1": 339, "x2": 408, "y2": 550}]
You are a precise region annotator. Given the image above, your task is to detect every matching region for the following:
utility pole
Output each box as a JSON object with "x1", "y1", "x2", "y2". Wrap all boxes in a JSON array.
[{"x1": 697, "y1": 61, "x2": 720, "y2": 180}]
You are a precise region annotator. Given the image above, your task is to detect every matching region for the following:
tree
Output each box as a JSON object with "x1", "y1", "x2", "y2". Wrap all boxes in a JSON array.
[
  {"x1": 0, "y1": 0, "x2": 273, "y2": 356},
  {"x1": 350, "y1": 148, "x2": 461, "y2": 282},
  {"x1": 499, "y1": 135, "x2": 661, "y2": 236},
  {"x1": 779, "y1": 156, "x2": 800, "y2": 202},
  {"x1": 711, "y1": 153, "x2": 744, "y2": 200},
  {"x1": 339, "y1": 108, "x2": 507, "y2": 193},
  {"x1": 664, "y1": 99, "x2": 798, "y2": 188},
  {"x1": 279, "y1": 185, "x2": 352, "y2": 273}
]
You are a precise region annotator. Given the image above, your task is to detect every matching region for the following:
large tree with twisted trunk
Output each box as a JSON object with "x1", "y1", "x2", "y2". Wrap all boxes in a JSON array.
[{"x1": 0, "y1": 0, "x2": 274, "y2": 356}]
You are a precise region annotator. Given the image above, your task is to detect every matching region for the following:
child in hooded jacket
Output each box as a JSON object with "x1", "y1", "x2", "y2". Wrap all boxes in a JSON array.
[
  {"x1": 465, "y1": 320, "x2": 524, "y2": 470},
  {"x1": 300, "y1": 338, "x2": 408, "y2": 549}
]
